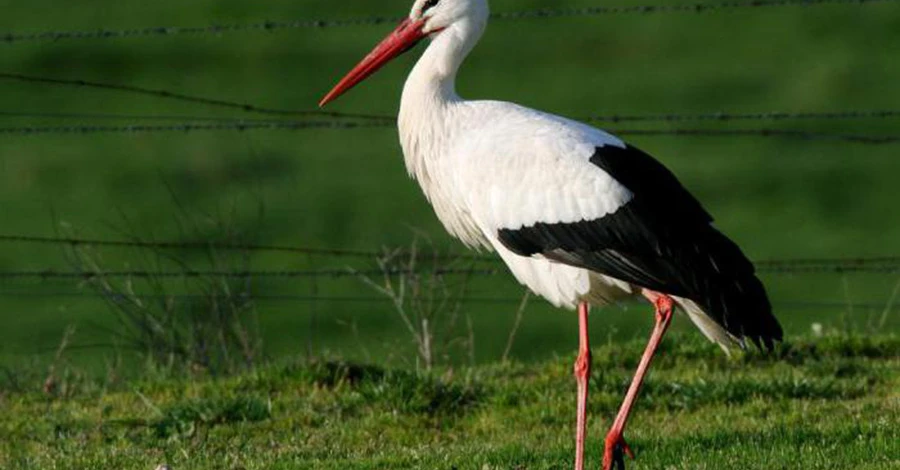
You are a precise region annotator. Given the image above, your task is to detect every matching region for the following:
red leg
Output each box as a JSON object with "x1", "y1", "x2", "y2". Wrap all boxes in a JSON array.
[
  {"x1": 602, "y1": 290, "x2": 675, "y2": 470},
  {"x1": 574, "y1": 301, "x2": 591, "y2": 470}
]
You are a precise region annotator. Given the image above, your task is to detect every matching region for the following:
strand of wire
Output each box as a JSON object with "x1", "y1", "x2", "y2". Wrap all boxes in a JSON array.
[
  {"x1": 0, "y1": 291, "x2": 522, "y2": 304},
  {"x1": 495, "y1": 0, "x2": 900, "y2": 19},
  {"x1": 4, "y1": 235, "x2": 899, "y2": 268},
  {"x1": 0, "y1": 73, "x2": 393, "y2": 122},
  {"x1": 1, "y1": 262, "x2": 898, "y2": 280},
  {"x1": 3, "y1": 0, "x2": 898, "y2": 44},
  {"x1": 0, "y1": 111, "x2": 374, "y2": 123},
  {"x1": 0, "y1": 121, "x2": 395, "y2": 134},
  {"x1": 2, "y1": 121, "x2": 898, "y2": 144},
  {"x1": 0, "y1": 234, "x2": 495, "y2": 261},
  {"x1": 0, "y1": 290, "x2": 895, "y2": 312},
  {"x1": 5, "y1": 73, "x2": 900, "y2": 125},
  {"x1": 4, "y1": 109, "x2": 900, "y2": 124},
  {"x1": 757, "y1": 256, "x2": 900, "y2": 267},
  {"x1": 0, "y1": 268, "x2": 503, "y2": 280}
]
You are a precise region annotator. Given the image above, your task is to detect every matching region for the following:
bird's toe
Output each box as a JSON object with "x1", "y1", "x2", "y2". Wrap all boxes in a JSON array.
[{"x1": 602, "y1": 433, "x2": 634, "y2": 470}]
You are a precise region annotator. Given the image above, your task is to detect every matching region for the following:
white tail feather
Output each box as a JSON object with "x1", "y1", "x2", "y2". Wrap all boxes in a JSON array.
[{"x1": 674, "y1": 297, "x2": 742, "y2": 354}]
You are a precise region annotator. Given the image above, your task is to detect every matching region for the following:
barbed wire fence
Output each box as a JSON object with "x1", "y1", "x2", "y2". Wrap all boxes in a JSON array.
[
  {"x1": 1, "y1": 291, "x2": 898, "y2": 313},
  {"x1": 4, "y1": 73, "x2": 900, "y2": 123},
  {"x1": 1, "y1": 232, "x2": 898, "y2": 368},
  {"x1": 2, "y1": 234, "x2": 899, "y2": 267},
  {"x1": 0, "y1": 1, "x2": 898, "y2": 143},
  {"x1": 4, "y1": 123, "x2": 900, "y2": 144},
  {"x1": 1, "y1": 0, "x2": 899, "y2": 364},
  {"x1": 1, "y1": 232, "x2": 897, "y2": 365},
  {"x1": 0, "y1": 0, "x2": 896, "y2": 272},
  {"x1": 1, "y1": 232, "x2": 897, "y2": 281},
  {"x1": 2, "y1": 72, "x2": 900, "y2": 143}
]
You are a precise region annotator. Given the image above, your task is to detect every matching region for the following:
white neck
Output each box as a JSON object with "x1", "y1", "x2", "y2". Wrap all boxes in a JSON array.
[{"x1": 398, "y1": 15, "x2": 486, "y2": 178}]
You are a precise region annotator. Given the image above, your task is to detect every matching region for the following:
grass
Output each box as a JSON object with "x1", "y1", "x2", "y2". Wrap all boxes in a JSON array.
[
  {"x1": 3, "y1": 2, "x2": 899, "y2": 466},
  {"x1": 1, "y1": 333, "x2": 898, "y2": 469}
]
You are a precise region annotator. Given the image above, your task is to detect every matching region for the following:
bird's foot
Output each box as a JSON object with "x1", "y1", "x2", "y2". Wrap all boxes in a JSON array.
[{"x1": 602, "y1": 431, "x2": 634, "y2": 470}]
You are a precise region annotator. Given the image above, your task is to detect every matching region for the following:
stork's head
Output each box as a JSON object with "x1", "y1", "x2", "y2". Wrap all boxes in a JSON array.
[
  {"x1": 319, "y1": 0, "x2": 489, "y2": 107},
  {"x1": 410, "y1": 0, "x2": 489, "y2": 35}
]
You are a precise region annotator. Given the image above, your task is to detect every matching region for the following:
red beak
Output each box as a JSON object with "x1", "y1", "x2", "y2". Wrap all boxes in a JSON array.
[{"x1": 319, "y1": 18, "x2": 428, "y2": 108}]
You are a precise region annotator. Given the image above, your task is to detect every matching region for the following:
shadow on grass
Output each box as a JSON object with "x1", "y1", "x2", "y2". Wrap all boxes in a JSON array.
[
  {"x1": 153, "y1": 395, "x2": 271, "y2": 439},
  {"x1": 293, "y1": 360, "x2": 485, "y2": 417}
]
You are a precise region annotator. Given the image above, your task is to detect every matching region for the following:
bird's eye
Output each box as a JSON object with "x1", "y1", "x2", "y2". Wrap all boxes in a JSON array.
[{"x1": 422, "y1": 0, "x2": 440, "y2": 12}]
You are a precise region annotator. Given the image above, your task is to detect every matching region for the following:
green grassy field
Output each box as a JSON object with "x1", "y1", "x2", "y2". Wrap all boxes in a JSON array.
[
  {"x1": 1, "y1": 0, "x2": 900, "y2": 372},
  {"x1": 2, "y1": 334, "x2": 898, "y2": 469}
]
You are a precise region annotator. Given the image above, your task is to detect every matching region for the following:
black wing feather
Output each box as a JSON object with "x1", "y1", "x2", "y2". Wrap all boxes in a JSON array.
[{"x1": 497, "y1": 144, "x2": 783, "y2": 348}]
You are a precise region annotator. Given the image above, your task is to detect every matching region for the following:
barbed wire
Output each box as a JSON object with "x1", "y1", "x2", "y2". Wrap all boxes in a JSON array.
[
  {"x1": 5, "y1": 73, "x2": 900, "y2": 126},
  {"x1": 586, "y1": 110, "x2": 900, "y2": 123},
  {"x1": 2, "y1": 121, "x2": 897, "y2": 144},
  {"x1": 4, "y1": 109, "x2": 900, "y2": 125},
  {"x1": 2, "y1": 74, "x2": 898, "y2": 142},
  {"x1": 757, "y1": 258, "x2": 900, "y2": 274},
  {"x1": 0, "y1": 290, "x2": 895, "y2": 313},
  {"x1": 0, "y1": 121, "x2": 389, "y2": 135},
  {"x1": 3, "y1": 0, "x2": 898, "y2": 44},
  {"x1": 760, "y1": 266, "x2": 900, "y2": 274},
  {"x1": 0, "y1": 268, "x2": 502, "y2": 280},
  {"x1": 614, "y1": 129, "x2": 900, "y2": 144},
  {"x1": 0, "y1": 234, "x2": 495, "y2": 261},
  {"x1": 493, "y1": 0, "x2": 900, "y2": 19},
  {"x1": 0, "y1": 261, "x2": 897, "y2": 280},
  {"x1": 757, "y1": 256, "x2": 900, "y2": 267},
  {"x1": 0, "y1": 72, "x2": 392, "y2": 122},
  {"x1": 0, "y1": 111, "x2": 352, "y2": 123},
  {"x1": 5, "y1": 235, "x2": 900, "y2": 269},
  {"x1": 0, "y1": 291, "x2": 519, "y2": 304}
]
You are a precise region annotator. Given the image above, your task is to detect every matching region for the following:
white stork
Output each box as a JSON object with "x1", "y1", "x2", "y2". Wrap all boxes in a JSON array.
[{"x1": 319, "y1": 0, "x2": 783, "y2": 468}]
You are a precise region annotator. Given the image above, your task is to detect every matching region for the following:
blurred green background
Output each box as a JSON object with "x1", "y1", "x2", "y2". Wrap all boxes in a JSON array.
[{"x1": 1, "y1": 0, "x2": 899, "y2": 372}]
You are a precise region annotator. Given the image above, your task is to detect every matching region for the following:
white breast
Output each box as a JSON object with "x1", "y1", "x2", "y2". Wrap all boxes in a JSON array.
[{"x1": 399, "y1": 99, "x2": 639, "y2": 309}]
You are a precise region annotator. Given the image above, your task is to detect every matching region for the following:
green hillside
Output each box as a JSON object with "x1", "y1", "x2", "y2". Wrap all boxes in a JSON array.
[{"x1": 1, "y1": 0, "x2": 899, "y2": 371}]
